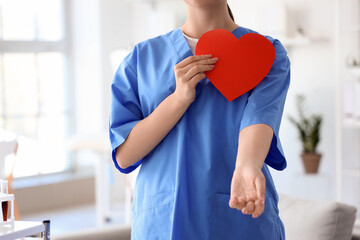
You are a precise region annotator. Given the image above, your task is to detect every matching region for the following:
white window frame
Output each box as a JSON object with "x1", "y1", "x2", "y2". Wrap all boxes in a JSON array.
[{"x1": 0, "y1": 0, "x2": 76, "y2": 178}]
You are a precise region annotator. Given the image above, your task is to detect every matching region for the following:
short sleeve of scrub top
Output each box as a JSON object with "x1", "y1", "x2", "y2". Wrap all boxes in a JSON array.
[
  {"x1": 109, "y1": 47, "x2": 144, "y2": 174},
  {"x1": 239, "y1": 39, "x2": 290, "y2": 171}
]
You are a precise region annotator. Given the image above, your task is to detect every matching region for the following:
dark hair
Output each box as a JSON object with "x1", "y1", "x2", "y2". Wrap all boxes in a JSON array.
[{"x1": 227, "y1": 4, "x2": 234, "y2": 22}]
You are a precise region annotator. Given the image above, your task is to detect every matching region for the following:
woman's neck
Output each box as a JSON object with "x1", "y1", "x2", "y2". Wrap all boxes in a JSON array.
[{"x1": 181, "y1": 2, "x2": 239, "y2": 39}]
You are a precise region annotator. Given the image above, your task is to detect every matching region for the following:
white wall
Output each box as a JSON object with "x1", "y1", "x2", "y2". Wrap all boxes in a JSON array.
[
  {"x1": 272, "y1": 42, "x2": 337, "y2": 201},
  {"x1": 274, "y1": 0, "x2": 337, "y2": 201},
  {"x1": 101, "y1": 0, "x2": 134, "y2": 136},
  {"x1": 71, "y1": 0, "x2": 103, "y2": 135}
]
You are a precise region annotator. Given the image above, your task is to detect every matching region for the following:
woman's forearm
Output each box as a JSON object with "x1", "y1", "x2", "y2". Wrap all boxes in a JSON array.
[
  {"x1": 235, "y1": 124, "x2": 273, "y2": 169},
  {"x1": 115, "y1": 93, "x2": 191, "y2": 169}
]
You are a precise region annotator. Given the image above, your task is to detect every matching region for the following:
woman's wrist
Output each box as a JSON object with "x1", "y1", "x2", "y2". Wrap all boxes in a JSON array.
[
  {"x1": 235, "y1": 158, "x2": 264, "y2": 170},
  {"x1": 170, "y1": 92, "x2": 192, "y2": 111}
]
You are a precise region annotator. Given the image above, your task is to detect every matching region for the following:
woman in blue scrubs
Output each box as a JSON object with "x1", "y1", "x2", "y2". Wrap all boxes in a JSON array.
[{"x1": 109, "y1": 0, "x2": 290, "y2": 239}]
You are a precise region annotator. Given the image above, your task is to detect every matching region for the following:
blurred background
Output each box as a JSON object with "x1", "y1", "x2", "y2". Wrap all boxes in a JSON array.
[{"x1": 0, "y1": 0, "x2": 359, "y2": 239}]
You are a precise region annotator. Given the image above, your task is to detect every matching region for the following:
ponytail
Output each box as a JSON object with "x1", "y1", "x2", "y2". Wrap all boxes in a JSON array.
[{"x1": 227, "y1": 4, "x2": 234, "y2": 22}]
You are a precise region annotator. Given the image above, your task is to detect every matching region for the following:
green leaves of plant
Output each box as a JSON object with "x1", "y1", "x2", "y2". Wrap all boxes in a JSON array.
[{"x1": 287, "y1": 94, "x2": 322, "y2": 153}]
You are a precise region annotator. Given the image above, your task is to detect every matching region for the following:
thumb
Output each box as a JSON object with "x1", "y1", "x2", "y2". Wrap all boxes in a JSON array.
[{"x1": 255, "y1": 174, "x2": 266, "y2": 203}]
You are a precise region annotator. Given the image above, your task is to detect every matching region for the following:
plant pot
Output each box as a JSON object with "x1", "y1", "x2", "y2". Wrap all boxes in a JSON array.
[{"x1": 301, "y1": 153, "x2": 322, "y2": 174}]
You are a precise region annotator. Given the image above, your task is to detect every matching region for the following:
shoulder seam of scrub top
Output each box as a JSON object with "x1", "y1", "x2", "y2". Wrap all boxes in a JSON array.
[
  {"x1": 122, "y1": 47, "x2": 143, "y2": 110},
  {"x1": 122, "y1": 55, "x2": 137, "y2": 79}
]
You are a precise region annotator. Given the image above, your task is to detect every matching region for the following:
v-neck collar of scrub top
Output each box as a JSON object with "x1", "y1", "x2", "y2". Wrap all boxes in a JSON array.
[{"x1": 168, "y1": 26, "x2": 242, "y2": 63}]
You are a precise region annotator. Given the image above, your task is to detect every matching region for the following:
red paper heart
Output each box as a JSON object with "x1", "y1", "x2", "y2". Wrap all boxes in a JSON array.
[{"x1": 195, "y1": 29, "x2": 275, "y2": 102}]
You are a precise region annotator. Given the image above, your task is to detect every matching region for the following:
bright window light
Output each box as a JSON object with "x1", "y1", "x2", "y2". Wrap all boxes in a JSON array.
[
  {"x1": 0, "y1": 0, "x2": 64, "y2": 41},
  {"x1": 0, "y1": 0, "x2": 71, "y2": 178}
]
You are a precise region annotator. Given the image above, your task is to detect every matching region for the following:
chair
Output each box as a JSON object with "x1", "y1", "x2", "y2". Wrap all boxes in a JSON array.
[{"x1": 278, "y1": 192, "x2": 357, "y2": 240}]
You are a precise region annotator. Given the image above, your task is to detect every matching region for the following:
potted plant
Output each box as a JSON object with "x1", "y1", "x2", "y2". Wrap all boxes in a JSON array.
[{"x1": 288, "y1": 94, "x2": 323, "y2": 174}]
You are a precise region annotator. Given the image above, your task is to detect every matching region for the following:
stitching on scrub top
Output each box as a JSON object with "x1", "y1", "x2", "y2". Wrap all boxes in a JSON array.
[
  {"x1": 166, "y1": 28, "x2": 184, "y2": 63},
  {"x1": 133, "y1": 202, "x2": 174, "y2": 215},
  {"x1": 267, "y1": 196, "x2": 279, "y2": 214},
  {"x1": 123, "y1": 57, "x2": 145, "y2": 119},
  {"x1": 266, "y1": 196, "x2": 280, "y2": 239},
  {"x1": 124, "y1": 59, "x2": 137, "y2": 77},
  {"x1": 133, "y1": 189, "x2": 175, "y2": 214}
]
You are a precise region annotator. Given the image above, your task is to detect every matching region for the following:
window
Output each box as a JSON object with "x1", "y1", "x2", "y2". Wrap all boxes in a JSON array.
[{"x1": 0, "y1": 0, "x2": 72, "y2": 177}]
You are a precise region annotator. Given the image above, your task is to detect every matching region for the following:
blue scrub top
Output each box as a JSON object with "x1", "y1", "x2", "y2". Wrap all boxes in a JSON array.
[{"x1": 109, "y1": 26, "x2": 290, "y2": 240}]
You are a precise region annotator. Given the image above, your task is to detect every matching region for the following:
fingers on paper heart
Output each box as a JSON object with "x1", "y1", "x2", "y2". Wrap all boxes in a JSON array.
[
  {"x1": 184, "y1": 57, "x2": 218, "y2": 72},
  {"x1": 184, "y1": 64, "x2": 215, "y2": 80},
  {"x1": 176, "y1": 54, "x2": 213, "y2": 68},
  {"x1": 189, "y1": 73, "x2": 207, "y2": 87}
]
